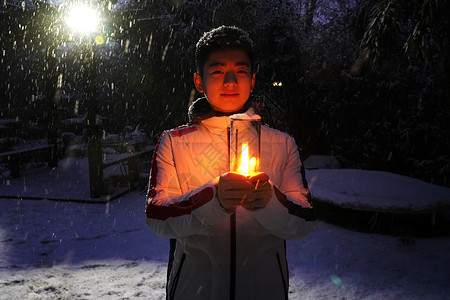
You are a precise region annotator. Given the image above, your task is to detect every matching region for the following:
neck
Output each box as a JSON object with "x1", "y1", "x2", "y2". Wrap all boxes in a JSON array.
[{"x1": 188, "y1": 97, "x2": 253, "y2": 123}]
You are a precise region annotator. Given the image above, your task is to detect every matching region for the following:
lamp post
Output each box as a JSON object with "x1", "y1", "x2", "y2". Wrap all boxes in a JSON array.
[
  {"x1": 44, "y1": 44, "x2": 59, "y2": 170},
  {"x1": 65, "y1": 4, "x2": 104, "y2": 198}
]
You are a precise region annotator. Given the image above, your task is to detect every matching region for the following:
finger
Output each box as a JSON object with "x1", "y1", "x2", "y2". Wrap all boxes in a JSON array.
[
  {"x1": 222, "y1": 190, "x2": 250, "y2": 200},
  {"x1": 221, "y1": 172, "x2": 248, "y2": 182},
  {"x1": 249, "y1": 172, "x2": 269, "y2": 183},
  {"x1": 223, "y1": 199, "x2": 244, "y2": 207},
  {"x1": 221, "y1": 179, "x2": 252, "y2": 189},
  {"x1": 242, "y1": 198, "x2": 267, "y2": 210},
  {"x1": 220, "y1": 184, "x2": 252, "y2": 194},
  {"x1": 249, "y1": 195, "x2": 270, "y2": 202},
  {"x1": 252, "y1": 181, "x2": 271, "y2": 192},
  {"x1": 255, "y1": 186, "x2": 271, "y2": 194},
  {"x1": 222, "y1": 196, "x2": 249, "y2": 208},
  {"x1": 239, "y1": 193, "x2": 248, "y2": 205},
  {"x1": 248, "y1": 190, "x2": 272, "y2": 202}
]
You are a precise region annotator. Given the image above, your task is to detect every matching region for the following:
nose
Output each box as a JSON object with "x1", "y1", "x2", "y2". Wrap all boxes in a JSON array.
[{"x1": 224, "y1": 71, "x2": 237, "y2": 87}]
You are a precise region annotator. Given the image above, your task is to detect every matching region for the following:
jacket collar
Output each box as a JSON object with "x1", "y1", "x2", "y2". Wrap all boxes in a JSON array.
[
  {"x1": 200, "y1": 107, "x2": 257, "y2": 136},
  {"x1": 188, "y1": 97, "x2": 254, "y2": 124}
]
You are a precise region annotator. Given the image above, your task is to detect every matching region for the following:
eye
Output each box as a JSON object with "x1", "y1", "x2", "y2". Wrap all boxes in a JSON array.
[
  {"x1": 237, "y1": 69, "x2": 249, "y2": 75},
  {"x1": 210, "y1": 70, "x2": 223, "y2": 75}
]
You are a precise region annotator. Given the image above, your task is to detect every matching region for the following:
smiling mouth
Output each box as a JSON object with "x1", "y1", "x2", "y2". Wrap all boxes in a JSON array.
[{"x1": 221, "y1": 93, "x2": 239, "y2": 97}]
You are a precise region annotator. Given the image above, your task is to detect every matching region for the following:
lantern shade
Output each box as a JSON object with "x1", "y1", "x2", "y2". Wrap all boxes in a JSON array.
[{"x1": 229, "y1": 113, "x2": 261, "y2": 176}]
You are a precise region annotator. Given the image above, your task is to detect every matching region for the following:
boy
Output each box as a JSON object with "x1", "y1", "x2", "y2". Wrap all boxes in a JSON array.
[{"x1": 145, "y1": 26, "x2": 317, "y2": 300}]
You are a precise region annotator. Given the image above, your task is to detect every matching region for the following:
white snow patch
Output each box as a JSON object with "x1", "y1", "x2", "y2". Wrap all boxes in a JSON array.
[
  {"x1": 1, "y1": 164, "x2": 450, "y2": 298},
  {"x1": 307, "y1": 169, "x2": 450, "y2": 211}
]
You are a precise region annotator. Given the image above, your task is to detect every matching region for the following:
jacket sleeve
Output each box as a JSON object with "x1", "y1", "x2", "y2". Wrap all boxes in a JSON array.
[
  {"x1": 250, "y1": 135, "x2": 317, "y2": 240},
  {"x1": 145, "y1": 131, "x2": 232, "y2": 238}
]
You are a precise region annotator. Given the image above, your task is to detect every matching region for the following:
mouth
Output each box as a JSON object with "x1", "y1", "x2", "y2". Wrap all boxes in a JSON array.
[{"x1": 221, "y1": 93, "x2": 239, "y2": 97}]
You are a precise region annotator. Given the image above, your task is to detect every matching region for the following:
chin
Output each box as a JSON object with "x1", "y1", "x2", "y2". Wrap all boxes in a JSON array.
[{"x1": 219, "y1": 106, "x2": 243, "y2": 113}]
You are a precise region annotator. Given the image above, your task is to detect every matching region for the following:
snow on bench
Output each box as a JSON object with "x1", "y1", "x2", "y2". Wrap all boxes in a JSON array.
[
  {"x1": 0, "y1": 144, "x2": 55, "y2": 178},
  {"x1": 306, "y1": 169, "x2": 450, "y2": 212}
]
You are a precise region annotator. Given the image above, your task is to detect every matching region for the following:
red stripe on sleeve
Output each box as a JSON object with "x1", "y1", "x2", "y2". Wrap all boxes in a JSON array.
[
  {"x1": 170, "y1": 125, "x2": 198, "y2": 137},
  {"x1": 146, "y1": 187, "x2": 214, "y2": 220},
  {"x1": 146, "y1": 132, "x2": 164, "y2": 199},
  {"x1": 274, "y1": 186, "x2": 317, "y2": 221}
]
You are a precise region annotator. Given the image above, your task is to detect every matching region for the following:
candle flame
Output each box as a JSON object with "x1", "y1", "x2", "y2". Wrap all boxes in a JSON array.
[{"x1": 237, "y1": 143, "x2": 258, "y2": 176}]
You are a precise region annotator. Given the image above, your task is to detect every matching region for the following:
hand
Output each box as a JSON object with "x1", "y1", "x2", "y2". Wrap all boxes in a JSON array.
[
  {"x1": 243, "y1": 172, "x2": 272, "y2": 211},
  {"x1": 217, "y1": 172, "x2": 252, "y2": 212},
  {"x1": 217, "y1": 172, "x2": 272, "y2": 212}
]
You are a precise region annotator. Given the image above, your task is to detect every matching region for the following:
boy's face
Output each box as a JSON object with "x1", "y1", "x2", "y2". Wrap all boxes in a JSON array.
[{"x1": 194, "y1": 49, "x2": 255, "y2": 113}]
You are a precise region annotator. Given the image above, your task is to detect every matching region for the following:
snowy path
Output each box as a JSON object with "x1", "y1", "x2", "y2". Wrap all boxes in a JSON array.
[{"x1": 1, "y1": 191, "x2": 450, "y2": 299}]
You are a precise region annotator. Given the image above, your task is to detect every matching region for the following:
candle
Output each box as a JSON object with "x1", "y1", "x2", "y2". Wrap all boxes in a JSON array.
[
  {"x1": 230, "y1": 113, "x2": 261, "y2": 177},
  {"x1": 237, "y1": 143, "x2": 258, "y2": 176}
]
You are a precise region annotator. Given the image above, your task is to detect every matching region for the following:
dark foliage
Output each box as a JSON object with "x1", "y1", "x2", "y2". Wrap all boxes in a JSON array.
[{"x1": 0, "y1": 0, "x2": 449, "y2": 186}]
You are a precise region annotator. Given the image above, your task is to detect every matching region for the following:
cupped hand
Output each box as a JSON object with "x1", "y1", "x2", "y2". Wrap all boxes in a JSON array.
[
  {"x1": 217, "y1": 172, "x2": 252, "y2": 212},
  {"x1": 243, "y1": 172, "x2": 272, "y2": 210},
  {"x1": 217, "y1": 172, "x2": 272, "y2": 212}
]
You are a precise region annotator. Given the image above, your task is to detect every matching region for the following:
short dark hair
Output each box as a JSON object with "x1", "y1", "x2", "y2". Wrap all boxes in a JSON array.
[{"x1": 195, "y1": 26, "x2": 254, "y2": 76}]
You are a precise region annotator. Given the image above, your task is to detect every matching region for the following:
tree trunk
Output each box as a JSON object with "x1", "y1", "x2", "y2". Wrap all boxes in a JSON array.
[{"x1": 305, "y1": 0, "x2": 317, "y2": 32}]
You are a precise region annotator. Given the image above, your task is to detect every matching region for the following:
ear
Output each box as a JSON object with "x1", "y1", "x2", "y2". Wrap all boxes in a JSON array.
[
  {"x1": 193, "y1": 73, "x2": 204, "y2": 93},
  {"x1": 251, "y1": 72, "x2": 255, "y2": 92}
]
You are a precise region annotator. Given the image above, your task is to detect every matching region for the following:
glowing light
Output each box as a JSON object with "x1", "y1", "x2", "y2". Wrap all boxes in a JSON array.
[
  {"x1": 330, "y1": 275, "x2": 344, "y2": 288},
  {"x1": 272, "y1": 81, "x2": 283, "y2": 87},
  {"x1": 237, "y1": 143, "x2": 258, "y2": 176},
  {"x1": 230, "y1": 114, "x2": 261, "y2": 176},
  {"x1": 94, "y1": 35, "x2": 105, "y2": 44},
  {"x1": 66, "y1": 5, "x2": 100, "y2": 34}
]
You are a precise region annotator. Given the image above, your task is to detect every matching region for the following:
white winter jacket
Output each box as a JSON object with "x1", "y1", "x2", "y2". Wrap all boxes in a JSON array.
[{"x1": 146, "y1": 111, "x2": 317, "y2": 300}]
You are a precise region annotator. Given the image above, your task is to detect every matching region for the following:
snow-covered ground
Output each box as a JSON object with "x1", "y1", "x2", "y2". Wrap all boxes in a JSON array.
[{"x1": 1, "y1": 157, "x2": 450, "y2": 299}]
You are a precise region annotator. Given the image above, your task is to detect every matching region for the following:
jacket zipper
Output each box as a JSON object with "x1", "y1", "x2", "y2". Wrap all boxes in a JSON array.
[
  {"x1": 230, "y1": 213, "x2": 236, "y2": 300},
  {"x1": 276, "y1": 252, "x2": 288, "y2": 300},
  {"x1": 169, "y1": 253, "x2": 186, "y2": 300},
  {"x1": 227, "y1": 126, "x2": 237, "y2": 300}
]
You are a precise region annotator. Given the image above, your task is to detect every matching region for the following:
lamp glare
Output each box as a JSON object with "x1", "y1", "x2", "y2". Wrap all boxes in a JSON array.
[{"x1": 66, "y1": 5, "x2": 100, "y2": 34}]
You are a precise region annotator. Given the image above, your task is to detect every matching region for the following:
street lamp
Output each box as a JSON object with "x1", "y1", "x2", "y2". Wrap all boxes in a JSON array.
[
  {"x1": 65, "y1": 3, "x2": 105, "y2": 198},
  {"x1": 65, "y1": 5, "x2": 101, "y2": 35}
]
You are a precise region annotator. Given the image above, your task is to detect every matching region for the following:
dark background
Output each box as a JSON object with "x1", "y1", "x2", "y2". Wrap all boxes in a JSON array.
[{"x1": 1, "y1": 0, "x2": 449, "y2": 187}]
